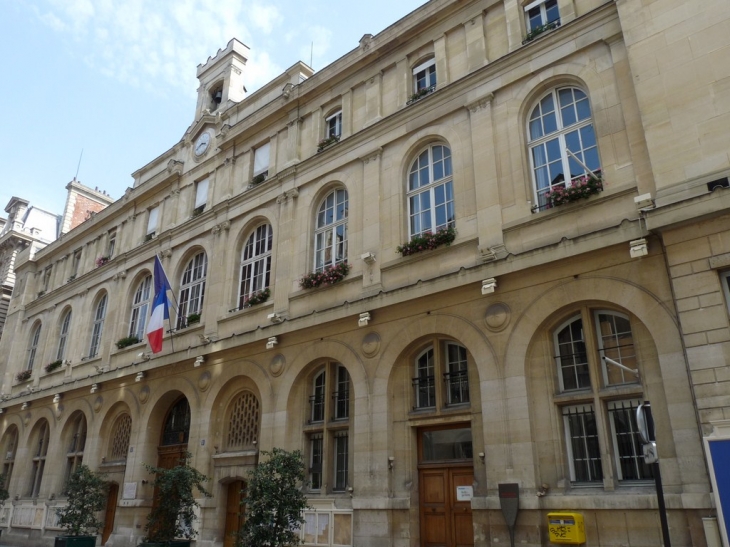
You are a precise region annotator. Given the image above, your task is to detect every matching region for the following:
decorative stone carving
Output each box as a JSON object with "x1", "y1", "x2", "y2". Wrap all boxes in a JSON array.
[
  {"x1": 139, "y1": 385, "x2": 150, "y2": 404},
  {"x1": 269, "y1": 354, "x2": 286, "y2": 377},
  {"x1": 465, "y1": 93, "x2": 495, "y2": 113},
  {"x1": 360, "y1": 148, "x2": 383, "y2": 164},
  {"x1": 93, "y1": 396, "x2": 104, "y2": 413},
  {"x1": 54, "y1": 404, "x2": 64, "y2": 420},
  {"x1": 166, "y1": 159, "x2": 184, "y2": 175},
  {"x1": 198, "y1": 371, "x2": 212, "y2": 391},
  {"x1": 362, "y1": 332, "x2": 381, "y2": 357},
  {"x1": 484, "y1": 302, "x2": 511, "y2": 332},
  {"x1": 282, "y1": 82, "x2": 294, "y2": 100}
]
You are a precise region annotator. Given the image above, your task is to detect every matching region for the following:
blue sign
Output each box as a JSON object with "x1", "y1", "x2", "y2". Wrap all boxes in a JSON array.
[{"x1": 709, "y1": 439, "x2": 730, "y2": 542}]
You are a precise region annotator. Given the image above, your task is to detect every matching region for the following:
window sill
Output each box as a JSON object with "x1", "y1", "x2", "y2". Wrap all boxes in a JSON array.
[
  {"x1": 112, "y1": 340, "x2": 147, "y2": 356},
  {"x1": 289, "y1": 272, "x2": 363, "y2": 302},
  {"x1": 407, "y1": 406, "x2": 472, "y2": 426},
  {"x1": 522, "y1": 20, "x2": 561, "y2": 45}
]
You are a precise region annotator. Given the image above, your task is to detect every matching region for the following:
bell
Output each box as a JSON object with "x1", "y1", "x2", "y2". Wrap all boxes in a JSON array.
[{"x1": 213, "y1": 89, "x2": 223, "y2": 104}]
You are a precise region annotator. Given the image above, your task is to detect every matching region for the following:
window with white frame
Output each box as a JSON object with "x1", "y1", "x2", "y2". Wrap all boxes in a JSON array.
[
  {"x1": 314, "y1": 189, "x2": 348, "y2": 272},
  {"x1": 301, "y1": 510, "x2": 353, "y2": 546},
  {"x1": 528, "y1": 87, "x2": 600, "y2": 210},
  {"x1": 28, "y1": 420, "x2": 49, "y2": 498},
  {"x1": 88, "y1": 294, "x2": 108, "y2": 358},
  {"x1": 305, "y1": 363, "x2": 352, "y2": 494},
  {"x1": 325, "y1": 110, "x2": 342, "y2": 139},
  {"x1": 177, "y1": 252, "x2": 207, "y2": 329},
  {"x1": 412, "y1": 58, "x2": 437, "y2": 93},
  {"x1": 146, "y1": 206, "x2": 160, "y2": 239},
  {"x1": 129, "y1": 275, "x2": 152, "y2": 340},
  {"x1": 524, "y1": 0, "x2": 560, "y2": 33},
  {"x1": 407, "y1": 144, "x2": 454, "y2": 238},
  {"x1": 253, "y1": 142, "x2": 270, "y2": 180},
  {"x1": 412, "y1": 340, "x2": 470, "y2": 411},
  {"x1": 27, "y1": 322, "x2": 42, "y2": 371},
  {"x1": 553, "y1": 308, "x2": 652, "y2": 485},
  {"x1": 238, "y1": 224, "x2": 273, "y2": 310},
  {"x1": 56, "y1": 309, "x2": 72, "y2": 361},
  {"x1": 194, "y1": 178, "x2": 209, "y2": 215}
]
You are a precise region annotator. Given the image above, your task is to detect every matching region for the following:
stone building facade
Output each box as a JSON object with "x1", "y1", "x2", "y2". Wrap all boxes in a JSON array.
[{"x1": 0, "y1": 0, "x2": 728, "y2": 546}]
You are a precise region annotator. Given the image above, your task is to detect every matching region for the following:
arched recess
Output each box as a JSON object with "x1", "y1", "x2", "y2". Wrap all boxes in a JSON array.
[
  {"x1": 25, "y1": 417, "x2": 52, "y2": 498},
  {"x1": 58, "y1": 410, "x2": 88, "y2": 488},
  {"x1": 0, "y1": 425, "x2": 19, "y2": 491},
  {"x1": 100, "y1": 402, "x2": 134, "y2": 463},
  {"x1": 502, "y1": 276, "x2": 705, "y2": 490}
]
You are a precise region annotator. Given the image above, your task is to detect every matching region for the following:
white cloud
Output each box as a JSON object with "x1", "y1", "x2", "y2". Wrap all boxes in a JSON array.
[{"x1": 31, "y1": 0, "x2": 286, "y2": 96}]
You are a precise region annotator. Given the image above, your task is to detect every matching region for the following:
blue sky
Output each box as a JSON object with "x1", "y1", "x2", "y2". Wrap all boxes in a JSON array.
[{"x1": 0, "y1": 0, "x2": 427, "y2": 217}]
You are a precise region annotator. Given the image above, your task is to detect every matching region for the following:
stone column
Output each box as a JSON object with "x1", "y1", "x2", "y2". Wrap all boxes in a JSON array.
[
  {"x1": 365, "y1": 73, "x2": 383, "y2": 127},
  {"x1": 465, "y1": 13, "x2": 488, "y2": 71},
  {"x1": 434, "y1": 35, "x2": 449, "y2": 87},
  {"x1": 341, "y1": 91, "x2": 353, "y2": 139},
  {"x1": 272, "y1": 188, "x2": 299, "y2": 317},
  {"x1": 503, "y1": 0, "x2": 524, "y2": 53},
  {"x1": 396, "y1": 58, "x2": 410, "y2": 107},
  {"x1": 360, "y1": 148, "x2": 383, "y2": 295}
]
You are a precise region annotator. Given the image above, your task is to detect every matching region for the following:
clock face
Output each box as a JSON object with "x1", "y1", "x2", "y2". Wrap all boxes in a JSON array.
[{"x1": 194, "y1": 131, "x2": 211, "y2": 156}]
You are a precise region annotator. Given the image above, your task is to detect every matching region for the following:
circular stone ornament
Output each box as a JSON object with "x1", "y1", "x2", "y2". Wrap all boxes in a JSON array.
[
  {"x1": 361, "y1": 332, "x2": 381, "y2": 357},
  {"x1": 198, "y1": 371, "x2": 212, "y2": 391},
  {"x1": 139, "y1": 386, "x2": 150, "y2": 404},
  {"x1": 93, "y1": 396, "x2": 103, "y2": 413},
  {"x1": 269, "y1": 354, "x2": 286, "y2": 377},
  {"x1": 484, "y1": 302, "x2": 511, "y2": 332}
]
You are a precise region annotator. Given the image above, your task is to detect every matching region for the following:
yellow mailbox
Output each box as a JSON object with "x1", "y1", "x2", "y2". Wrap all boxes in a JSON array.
[{"x1": 547, "y1": 512, "x2": 586, "y2": 544}]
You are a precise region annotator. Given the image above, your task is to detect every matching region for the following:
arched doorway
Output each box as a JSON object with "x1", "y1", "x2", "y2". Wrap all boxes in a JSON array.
[{"x1": 223, "y1": 480, "x2": 246, "y2": 547}]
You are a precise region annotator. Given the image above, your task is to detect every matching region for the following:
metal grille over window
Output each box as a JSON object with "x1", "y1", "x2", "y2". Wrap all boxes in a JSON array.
[
  {"x1": 310, "y1": 371, "x2": 326, "y2": 423},
  {"x1": 309, "y1": 433, "x2": 323, "y2": 490},
  {"x1": 562, "y1": 404, "x2": 602, "y2": 483},
  {"x1": 226, "y1": 391, "x2": 260, "y2": 451},
  {"x1": 608, "y1": 400, "x2": 654, "y2": 481},
  {"x1": 109, "y1": 414, "x2": 132, "y2": 461},
  {"x1": 332, "y1": 366, "x2": 350, "y2": 421},
  {"x1": 444, "y1": 343, "x2": 469, "y2": 405},
  {"x1": 333, "y1": 431, "x2": 349, "y2": 491}
]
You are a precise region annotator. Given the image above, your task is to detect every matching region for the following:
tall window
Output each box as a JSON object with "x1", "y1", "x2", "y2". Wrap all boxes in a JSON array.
[
  {"x1": 89, "y1": 294, "x2": 108, "y2": 358},
  {"x1": 553, "y1": 308, "x2": 651, "y2": 484},
  {"x1": 1, "y1": 426, "x2": 18, "y2": 490},
  {"x1": 238, "y1": 224, "x2": 273, "y2": 309},
  {"x1": 107, "y1": 229, "x2": 117, "y2": 258},
  {"x1": 194, "y1": 178, "x2": 209, "y2": 215},
  {"x1": 407, "y1": 144, "x2": 454, "y2": 238},
  {"x1": 71, "y1": 249, "x2": 82, "y2": 278},
  {"x1": 146, "y1": 206, "x2": 160, "y2": 240},
  {"x1": 65, "y1": 413, "x2": 87, "y2": 483},
  {"x1": 42, "y1": 266, "x2": 53, "y2": 292},
  {"x1": 162, "y1": 398, "x2": 191, "y2": 446},
  {"x1": 413, "y1": 58, "x2": 436, "y2": 93},
  {"x1": 27, "y1": 322, "x2": 42, "y2": 371},
  {"x1": 56, "y1": 309, "x2": 72, "y2": 361},
  {"x1": 412, "y1": 340, "x2": 470, "y2": 410},
  {"x1": 305, "y1": 363, "x2": 352, "y2": 493},
  {"x1": 108, "y1": 414, "x2": 132, "y2": 462},
  {"x1": 314, "y1": 189, "x2": 348, "y2": 272},
  {"x1": 178, "y1": 252, "x2": 207, "y2": 329},
  {"x1": 528, "y1": 87, "x2": 600, "y2": 209},
  {"x1": 325, "y1": 110, "x2": 342, "y2": 139},
  {"x1": 524, "y1": 0, "x2": 560, "y2": 32},
  {"x1": 253, "y1": 142, "x2": 270, "y2": 180},
  {"x1": 28, "y1": 420, "x2": 50, "y2": 498},
  {"x1": 130, "y1": 275, "x2": 152, "y2": 340}
]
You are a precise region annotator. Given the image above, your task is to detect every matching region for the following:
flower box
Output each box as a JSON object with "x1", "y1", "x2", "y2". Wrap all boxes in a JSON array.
[
  {"x1": 15, "y1": 370, "x2": 32, "y2": 382},
  {"x1": 317, "y1": 135, "x2": 340, "y2": 153},
  {"x1": 186, "y1": 313, "x2": 201, "y2": 326},
  {"x1": 250, "y1": 173, "x2": 268, "y2": 186},
  {"x1": 243, "y1": 288, "x2": 270, "y2": 308},
  {"x1": 544, "y1": 175, "x2": 603, "y2": 207},
  {"x1": 115, "y1": 336, "x2": 141, "y2": 350},
  {"x1": 406, "y1": 84, "x2": 436, "y2": 105},
  {"x1": 300, "y1": 262, "x2": 350, "y2": 290},
  {"x1": 95, "y1": 256, "x2": 110, "y2": 268},
  {"x1": 44, "y1": 360, "x2": 63, "y2": 374},
  {"x1": 396, "y1": 226, "x2": 456, "y2": 257},
  {"x1": 522, "y1": 20, "x2": 561, "y2": 44}
]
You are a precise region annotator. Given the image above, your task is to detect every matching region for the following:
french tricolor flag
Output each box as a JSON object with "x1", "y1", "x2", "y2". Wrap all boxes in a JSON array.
[{"x1": 146, "y1": 255, "x2": 173, "y2": 354}]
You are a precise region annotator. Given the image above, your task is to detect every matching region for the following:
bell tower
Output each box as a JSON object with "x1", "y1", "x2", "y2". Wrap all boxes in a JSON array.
[{"x1": 195, "y1": 38, "x2": 250, "y2": 120}]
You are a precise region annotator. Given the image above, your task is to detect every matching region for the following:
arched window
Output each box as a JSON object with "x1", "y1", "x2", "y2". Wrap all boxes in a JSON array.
[
  {"x1": 528, "y1": 87, "x2": 600, "y2": 210},
  {"x1": 56, "y1": 309, "x2": 72, "y2": 361},
  {"x1": 178, "y1": 252, "x2": 207, "y2": 329},
  {"x1": 238, "y1": 224, "x2": 273, "y2": 309},
  {"x1": 305, "y1": 363, "x2": 352, "y2": 493},
  {"x1": 407, "y1": 144, "x2": 454, "y2": 238},
  {"x1": 412, "y1": 340, "x2": 470, "y2": 411},
  {"x1": 129, "y1": 275, "x2": 152, "y2": 340},
  {"x1": 552, "y1": 308, "x2": 650, "y2": 484},
  {"x1": 225, "y1": 391, "x2": 260, "y2": 451},
  {"x1": 65, "y1": 412, "x2": 87, "y2": 482},
  {"x1": 314, "y1": 189, "x2": 348, "y2": 272},
  {"x1": 27, "y1": 322, "x2": 42, "y2": 371},
  {"x1": 89, "y1": 294, "x2": 108, "y2": 358},
  {"x1": 161, "y1": 398, "x2": 191, "y2": 446},
  {"x1": 28, "y1": 420, "x2": 50, "y2": 497},
  {"x1": 108, "y1": 414, "x2": 132, "y2": 462},
  {"x1": 1, "y1": 426, "x2": 18, "y2": 490}
]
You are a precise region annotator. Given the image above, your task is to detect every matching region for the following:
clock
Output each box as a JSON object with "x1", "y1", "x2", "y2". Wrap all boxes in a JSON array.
[{"x1": 194, "y1": 131, "x2": 211, "y2": 156}]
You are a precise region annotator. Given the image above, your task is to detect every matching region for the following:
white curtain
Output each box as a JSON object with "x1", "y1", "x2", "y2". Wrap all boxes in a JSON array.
[{"x1": 253, "y1": 142, "x2": 270, "y2": 175}]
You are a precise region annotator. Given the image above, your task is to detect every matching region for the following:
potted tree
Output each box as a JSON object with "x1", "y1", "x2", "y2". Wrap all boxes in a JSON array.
[
  {"x1": 237, "y1": 448, "x2": 308, "y2": 547},
  {"x1": 141, "y1": 452, "x2": 210, "y2": 547},
  {"x1": 54, "y1": 465, "x2": 107, "y2": 547}
]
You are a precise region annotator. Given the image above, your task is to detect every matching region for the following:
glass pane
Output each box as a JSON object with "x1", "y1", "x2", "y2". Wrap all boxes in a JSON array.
[
  {"x1": 532, "y1": 144, "x2": 547, "y2": 168},
  {"x1": 317, "y1": 514, "x2": 330, "y2": 544},
  {"x1": 433, "y1": 159, "x2": 444, "y2": 181},
  {"x1": 333, "y1": 513, "x2": 352, "y2": 546},
  {"x1": 561, "y1": 104, "x2": 576, "y2": 127},
  {"x1": 576, "y1": 95, "x2": 591, "y2": 121},
  {"x1": 529, "y1": 117, "x2": 543, "y2": 140},
  {"x1": 422, "y1": 428, "x2": 473, "y2": 461},
  {"x1": 543, "y1": 111, "x2": 557, "y2": 135}
]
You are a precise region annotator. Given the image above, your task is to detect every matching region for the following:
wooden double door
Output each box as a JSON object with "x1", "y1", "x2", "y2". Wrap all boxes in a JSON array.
[
  {"x1": 224, "y1": 480, "x2": 246, "y2": 547},
  {"x1": 419, "y1": 466, "x2": 474, "y2": 547}
]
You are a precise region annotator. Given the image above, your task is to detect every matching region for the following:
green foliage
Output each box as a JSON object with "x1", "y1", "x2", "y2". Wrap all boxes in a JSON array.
[
  {"x1": 56, "y1": 465, "x2": 108, "y2": 536},
  {"x1": 237, "y1": 448, "x2": 308, "y2": 547},
  {"x1": 186, "y1": 313, "x2": 201, "y2": 326},
  {"x1": 115, "y1": 336, "x2": 141, "y2": 349},
  {"x1": 396, "y1": 226, "x2": 456, "y2": 256},
  {"x1": 143, "y1": 452, "x2": 211, "y2": 543},
  {"x1": 0, "y1": 474, "x2": 10, "y2": 506}
]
